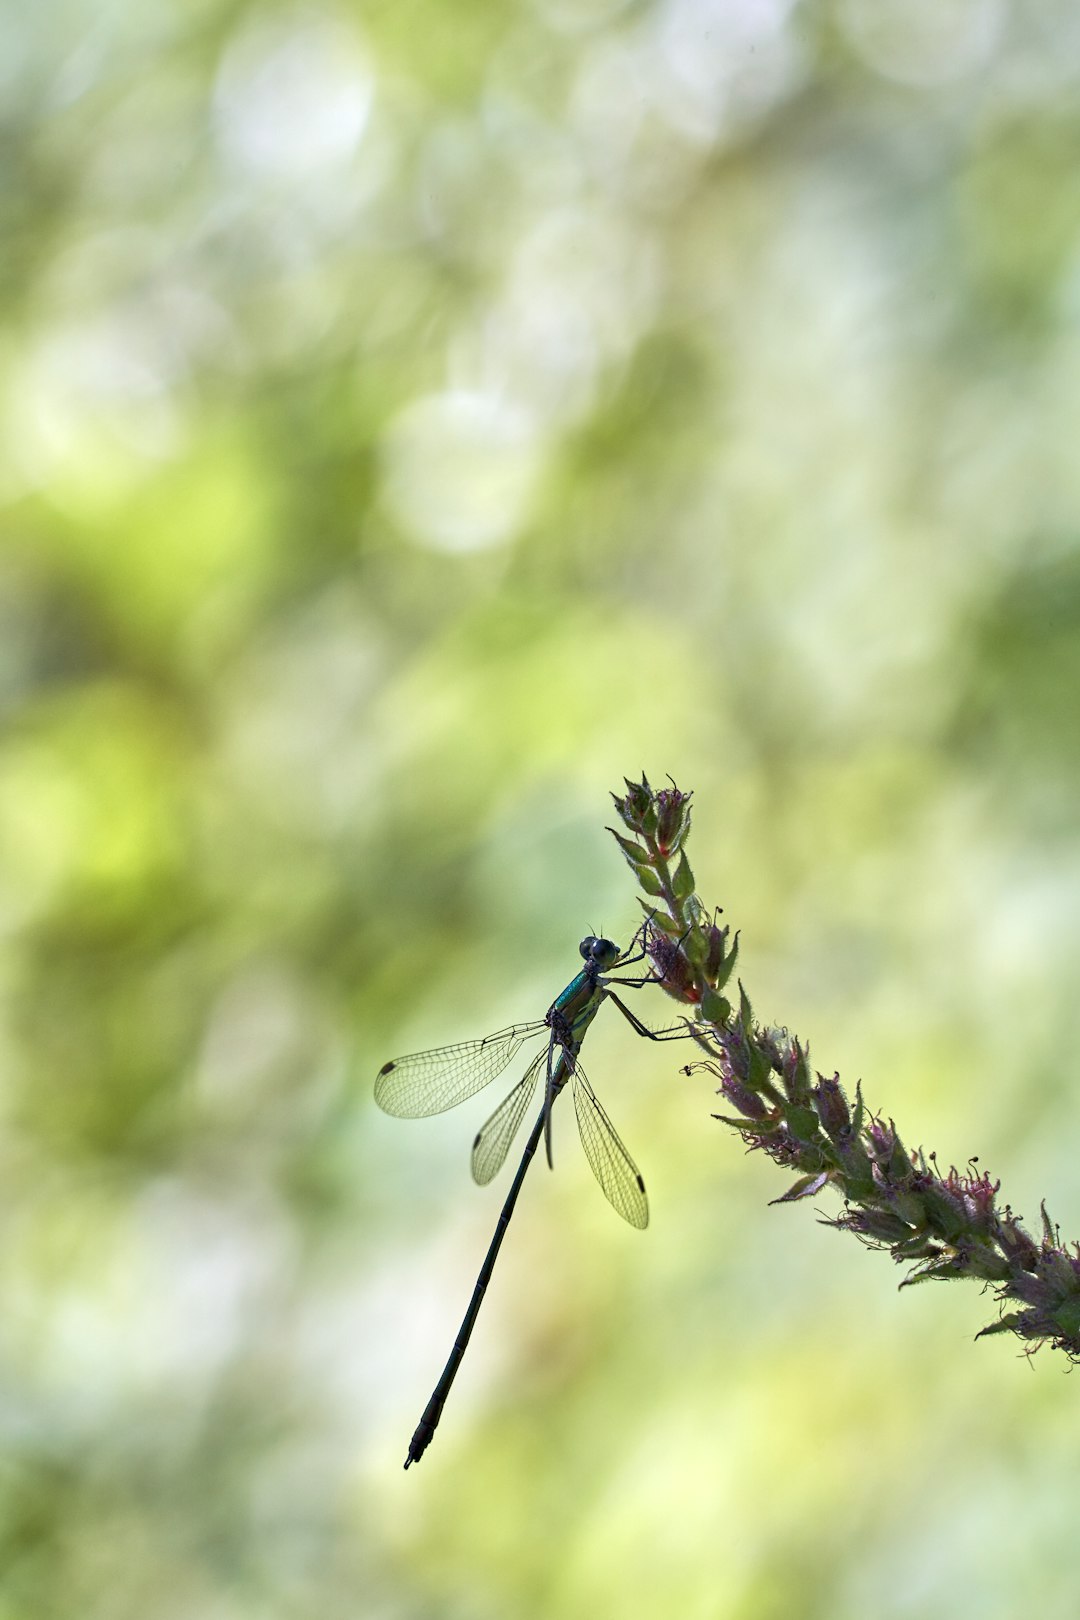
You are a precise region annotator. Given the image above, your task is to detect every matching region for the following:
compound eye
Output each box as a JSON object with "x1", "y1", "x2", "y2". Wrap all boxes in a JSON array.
[{"x1": 579, "y1": 936, "x2": 597, "y2": 961}]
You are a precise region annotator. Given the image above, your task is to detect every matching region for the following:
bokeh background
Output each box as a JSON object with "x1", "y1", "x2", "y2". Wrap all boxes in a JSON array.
[{"x1": 5, "y1": 0, "x2": 1080, "y2": 1615}]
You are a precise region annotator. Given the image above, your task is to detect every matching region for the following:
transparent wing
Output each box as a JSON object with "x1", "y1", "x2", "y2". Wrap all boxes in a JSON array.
[
  {"x1": 471, "y1": 1048, "x2": 547, "y2": 1186},
  {"x1": 375, "y1": 1022, "x2": 545, "y2": 1118},
  {"x1": 572, "y1": 1067, "x2": 649, "y2": 1230}
]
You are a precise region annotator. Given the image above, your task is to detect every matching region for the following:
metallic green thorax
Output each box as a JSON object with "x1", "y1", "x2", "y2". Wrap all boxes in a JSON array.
[
  {"x1": 552, "y1": 969, "x2": 604, "y2": 1039},
  {"x1": 546, "y1": 936, "x2": 622, "y2": 1067},
  {"x1": 545, "y1": 965, "x2": 608, "y2": 1089}
]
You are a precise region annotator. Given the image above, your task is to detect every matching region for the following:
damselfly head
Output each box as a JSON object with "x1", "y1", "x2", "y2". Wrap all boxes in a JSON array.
[{"x1": 579, "y1": 936, "x2": 620, "y2": 969}]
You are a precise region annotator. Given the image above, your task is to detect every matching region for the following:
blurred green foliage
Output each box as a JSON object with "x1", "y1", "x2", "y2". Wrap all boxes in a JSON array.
[{"x1": 5, "y1": 1, "x2": 1080, "y2": 1616}]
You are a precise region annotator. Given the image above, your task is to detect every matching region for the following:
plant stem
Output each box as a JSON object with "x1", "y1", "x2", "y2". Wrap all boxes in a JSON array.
[{"x1": 610, "y1": 774, "x2": 1080, "y2": 1361}]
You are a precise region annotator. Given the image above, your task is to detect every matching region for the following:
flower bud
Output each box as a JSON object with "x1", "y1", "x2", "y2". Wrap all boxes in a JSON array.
[
  {"x1": 647, "y1": 930, "x2": 699, "y2": 1004},
  {"x1": 704, "y1": 918, "x2": 729, "y2": 984},
  {"x1": 655, "y1": 783, "x2": 692, "y2": 856},
  {"x1": 781, "y1": 1038, "x2": 813, "y2": 1106},
  {"x1": 944, "y1": 1165, "x2": 999, "y2": 1229},
  {"x1": 996, "y1": 1216, "x2": 1039, "y2": 1268},
  {"x1": 612, "y1": 775, "x2": 658, "y2": 837},
  {"x1": 916, "y1": 1175, "x2": 967, "y2": 1242},
  {"x1": 850, "y1": 1208, "x2": 915, "y2": 1243},
  {"x1": 717, "y1": 1023, "x2": 750, "y2": 1083},
  {"x1": 719, "y1": 1072, "x2": 769, "y2": 1119},
  {"x1": 813, "y1": 1074, "x2": 851, "y2": 1142},
  {"x1": 955, "y1": 1242, "x2": 1011, "y2": 1282}
]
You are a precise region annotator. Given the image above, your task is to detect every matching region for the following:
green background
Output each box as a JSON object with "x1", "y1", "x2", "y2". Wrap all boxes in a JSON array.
[{"x1": 4, "y1": 1, "x2": 1080, "y2": 1615}]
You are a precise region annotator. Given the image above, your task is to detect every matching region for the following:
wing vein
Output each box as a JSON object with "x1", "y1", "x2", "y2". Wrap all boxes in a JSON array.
[
  {"x1": 374, "y1": 1022, "x2": 545, "y2": 1117},
  {"x1": 471, "y1": 1050, "x2": 547, "y2": 1185},
  {"x1": 572, "y1": 1067, "x2": 649, "y2": 1229}
]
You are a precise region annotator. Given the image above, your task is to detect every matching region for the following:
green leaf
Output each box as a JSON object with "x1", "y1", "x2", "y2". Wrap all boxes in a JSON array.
[
  {"x1": 737, "y1": 982, "x2": 754, "y2": 1028},
  {"x1": 714, "y1": 929, "x2": 739, "y2": 991},
  {"x1": 893, "y1": 1232, "x2": 939, "y2": 1260},
  {"x1": 976, "y1": 1314, "x2": 1024, "y2": 1339},
  {"x1": 890, "y1": 1189, "x2": 928, "y2": 1227},
  {"x1": 1052, "y1": 1297, "x2": 1080, "y2": 1338},
  {"x1": 700, "y1": 988, "x2": 731, "y2": 1025},
  {"x1": 920, "y1": 1183, "x2": 968, "y2": 1242},
  {"x1": 672, "y1": 851, "x2": 695, "y2": 900},
  {"x1": 899, "y1": 1257, "x2": 966, "y2": 1287},
  {"x1": 782, "y1": 1039, "x2": 812, "y2": 1104},
  {"x1": 770, "y1": 1170, "x2": 831, "y2": 1205},
  {"x1": 1041, "y1": 1202, "x2": 1058, "y2": 1247},
  {"x1": 712, "y1": 1112, "x2": 769, "y2": 1133},
  {"x1": 609, "y1": 828, "x2": 653, "y2": 868},
  {"x1": 683, "y1": 927, "x2": 709, "y2": 971},
  {"x1": 681, "y1": 894, "x2": 705, "y2": 928},
  {"x1": 634, "y1": 865, "x2": 665, "y2": 898},
  {"x1": 851, "y1": 1208, "x2": 914, "y2": 1244},
  {"x1": 785, "y1": 1105, "x2": 820, "y2": 1143},
  {"x1": 835, "y1": 1143, "x2": 874, "y2": 1199},
  {"x1": 886, "y1": 1132, "x2": 914, "y2": 1180},
  {"x1": 849, "y1": 1080, "x2": 865, "y2": 1141},
  {"x1": 640, "y1": 904, "x2": 681, "y2": 934}
]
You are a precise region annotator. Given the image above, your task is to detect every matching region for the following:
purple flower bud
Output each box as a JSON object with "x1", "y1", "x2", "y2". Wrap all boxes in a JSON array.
[
  {"x1": 996, "y1": 1215, "x2": 1039, "y2": 1269},
  {"x1": 813, "y1": 1074, "x2": 851, "y2": 1142},
  {"x1": 647, "y1": 930, "x2": 700, "y2": 1004},
  {"x1": 744, "y1": 1124, "x2": 805, "y2": 1167},
  {"x1": 1009, "y1": 1273, "x2": 1049, "y2": 1306},
  {"x1": 780, "y1": 1038, "x2": 813, "y2": 1104},
  {"x1": 654, "y1": 783, "x2": 692, "y2": 857},
  {"x1": 839, "y1": 1208, "x2": 914, "y2": 1244},
  {"x1": 756, "y1": 1025, "x2": 783, "y2": 1074},
  {"x1": 944, "y1": 1165, "x2": 1000, "y2": 1228},
  {"x1": 720, "y1": 1073, "x2": 769, "y2": 1119},
  {"x1": 704, "y1": 918, "x2": 728, "y2": 983},
  {"x1": 866, "y1": 1117, "x2": 896, "y2": 1163},
  {"x1": 718, "y1": 1023, "x2": 750, "y2": 1083}
]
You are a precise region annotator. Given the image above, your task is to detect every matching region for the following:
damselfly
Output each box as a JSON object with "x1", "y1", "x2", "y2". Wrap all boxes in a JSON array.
[{"x1": 375, "y1": 928, "x2": 683, "y2": 1467}]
